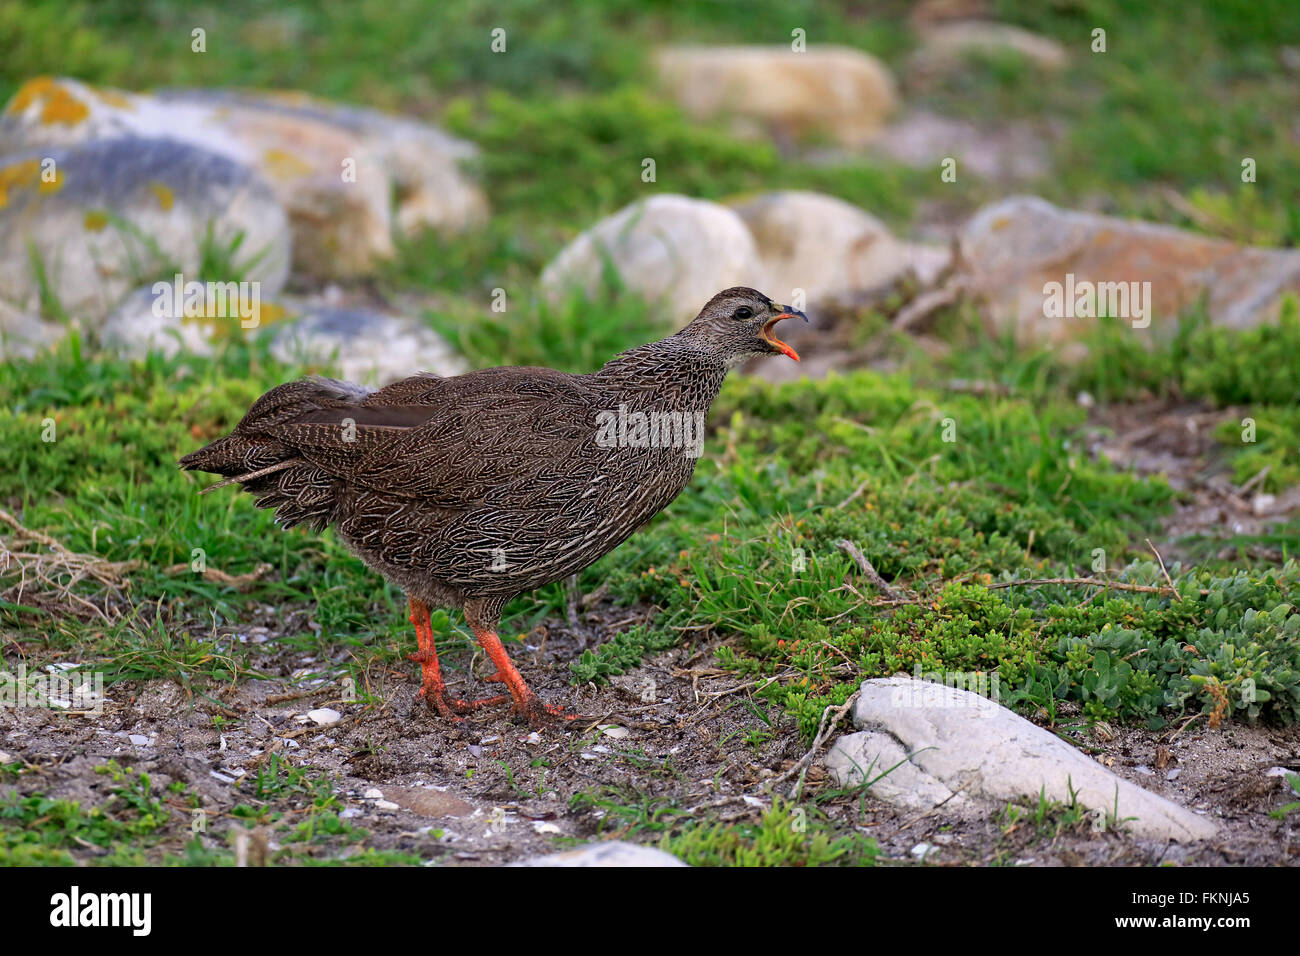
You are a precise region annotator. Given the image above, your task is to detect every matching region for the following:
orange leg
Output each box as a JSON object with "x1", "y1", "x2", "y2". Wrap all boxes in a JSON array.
[
  {"x1": 407, "y1": 596, "x2": 508, "y2": 721},
  {"x1": 469, "y1": 625, "x2": 577, "y2": 727}
]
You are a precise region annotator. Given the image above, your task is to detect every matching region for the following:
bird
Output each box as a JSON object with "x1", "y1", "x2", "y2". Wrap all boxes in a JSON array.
[{"x1": 179, "y1": 287, "x2": 807, "y2": 726}]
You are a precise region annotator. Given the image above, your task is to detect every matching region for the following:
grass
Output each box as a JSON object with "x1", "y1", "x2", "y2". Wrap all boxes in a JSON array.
[{"x1": 0, "y1": 756, "x2": 427, "y2": 866}]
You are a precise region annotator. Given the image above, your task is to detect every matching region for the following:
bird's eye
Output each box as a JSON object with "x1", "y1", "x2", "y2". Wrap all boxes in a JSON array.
[{"x1": 733, "y1": 306, "x2": 754, "y2": 320}]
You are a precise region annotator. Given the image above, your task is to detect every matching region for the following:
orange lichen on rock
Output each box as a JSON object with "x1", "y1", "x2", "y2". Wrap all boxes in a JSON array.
[
  {"x1": 0, "y1": 159, "x2": 42, "y2": 208},
  {"x1": 149, "y1": 182, "x2": 175, "y2": 210},
  {"x1": 37, "y1": 164, "x2": 63, "y2": 195},
  {"x1": 92, "y1": 88, "x2": 134, "y2": 110},
  {"x1": 5, "y1": 76, "x2": 90, "y2": 126},
  {"x1": 262, "y1": 148, "x2": 314, "y2": 179}
]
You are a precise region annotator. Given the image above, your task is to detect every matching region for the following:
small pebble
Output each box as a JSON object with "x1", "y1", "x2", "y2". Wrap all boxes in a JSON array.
[{"x1": 305, "y1": 708, "x2": 341, "y2": 725}]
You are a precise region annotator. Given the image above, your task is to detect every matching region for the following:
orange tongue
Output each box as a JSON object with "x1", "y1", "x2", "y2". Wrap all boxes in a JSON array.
[{"x1": 763, "y1": 315, "x2": 800, "y2": 361}]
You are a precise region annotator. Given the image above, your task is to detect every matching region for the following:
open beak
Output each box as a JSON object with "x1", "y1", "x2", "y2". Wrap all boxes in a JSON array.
[{"x1": 761, "y1": 306, "x2": 809, "y2": 362}]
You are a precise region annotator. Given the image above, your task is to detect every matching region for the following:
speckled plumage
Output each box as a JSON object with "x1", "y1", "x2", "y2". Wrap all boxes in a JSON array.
[{"x1": 180, "y1": 287, "x2": 806, "y2": 724}]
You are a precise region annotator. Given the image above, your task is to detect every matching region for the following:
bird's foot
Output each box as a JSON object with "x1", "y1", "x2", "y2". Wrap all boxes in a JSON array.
[
  {"x1": 417, "y1": 684, "x2": 509, "y2": 721},
  {"x1": 511, "y1": 693, "x2": 580, "y2": 728}
]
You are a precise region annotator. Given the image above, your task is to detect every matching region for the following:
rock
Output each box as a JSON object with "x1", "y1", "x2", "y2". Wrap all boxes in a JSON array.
[
  {"x1": 101, "y1": 287, "x2": 213, "y2": 359},
  {"x1": 304, "y1": 707, "x2": 341, "y2": 725},
  {"x1": 825, "y1": 726, "x2": 976, "y2": 813},
  {"x1": 654, "y1": 45, "x2": 897, "y2": 147},
  {"x1": 730, "y1": 190, "x2": 948, "y2": 313},
  {"x1": 382, "y1": 786, "x2": 475, "y2": 818},
  {"x1": 269, "y1": 305, "x2": 466, "y2": 385},
  {"x1": 1, "y1": 78, "x2": 485, "y2": 278},
  {"x1": 958, "y1": 195, "x2": 1300, "y2": 345},
  {"x1": 0, "y1": 300, "x2": 63, "y2": 359},
  {"x1": 911, "y1": 21, "x2": 1069, "y2": 76},
  {"x1": 869, "y1": 111, "x2": 1053, "y2": 183},
  {"x1": 0, "y1": 137, "x2": 290, "y2": 326},
  {"x1": 825, "y1": 677, "x2": 1218, "y2": 842},
  {"x1": 153, "y1": 88, "x2": 489, "y2": 241},
  {"x1": 540, "y1": 195, "x2": 761, "y2": 323},
  {"x1": 509, "y1": 841, "x2": 687, "y2": 867}
]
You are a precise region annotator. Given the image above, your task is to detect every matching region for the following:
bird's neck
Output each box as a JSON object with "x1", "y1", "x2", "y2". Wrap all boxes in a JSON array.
[{"x1": 590, "y1": 333, "x2": 730, "y2": 412}]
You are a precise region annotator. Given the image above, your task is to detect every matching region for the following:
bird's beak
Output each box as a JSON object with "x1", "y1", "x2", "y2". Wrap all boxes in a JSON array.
[{"x1": 761, "y1": 306, "x2": 809, "y2": 362}]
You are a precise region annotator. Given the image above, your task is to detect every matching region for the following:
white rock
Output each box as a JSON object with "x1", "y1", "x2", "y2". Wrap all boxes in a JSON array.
[
  {"x1": 304, "y1": 707, "x2": 341, "y2": 725},
  {"x1": 541, "y1": 195, "x2": 761, "y2": 324},
  {"x1": 128, "y1": 734, "x2": 152, "y2": 746},
  {"x1": 363, "y1": 788, "x2": 384, "y2": 800},
  {"x1": 375, "y1": 800, "x2": 400, "y2": 811},
  {"x1": 510, "y1": 841, "x2": 687, "y2": 867},
  {"x1": 825, "y1": 677, "x2": 1218, "y2": 842},
  {"x1": 730, "y1": 191, "x2": 945, "y2": 312}
]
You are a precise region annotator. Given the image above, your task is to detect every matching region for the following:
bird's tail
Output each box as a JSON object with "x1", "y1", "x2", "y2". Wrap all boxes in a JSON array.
[{"x1": 179, "y1": 377, "x2": 370, "y2": 529}]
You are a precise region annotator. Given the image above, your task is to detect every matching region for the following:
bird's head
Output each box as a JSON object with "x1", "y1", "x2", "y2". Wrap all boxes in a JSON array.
[{"x1": 680, "y1": 287, "x2": 809, "y2": 366}]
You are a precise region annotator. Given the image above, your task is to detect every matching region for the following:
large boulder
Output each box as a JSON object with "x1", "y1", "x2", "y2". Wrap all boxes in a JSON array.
[
  {"x1": 0, "y1": 137, "x2": 290, "y2": 327},
  {"x1": 654, "y1": 45, "x2": 897, "y2": 147},
  {"x1": 154, "y1": 88, "x2": 489, "y2": 240},
  {"x1": 540, "y1": 194, "x2": 762, "y2": 323},
  {"x1": 825, "y1": 677, "x2": 1219, "y2": 843},
  {"x1": 730, "y1": 190, "x2": 949, "y2": 312},
  {"x1": 0, "y1": 77, "x2": 486, "y2": 278},
  {"x1": 958, "y1": 195, "x2": 1300, "y2": 345}
]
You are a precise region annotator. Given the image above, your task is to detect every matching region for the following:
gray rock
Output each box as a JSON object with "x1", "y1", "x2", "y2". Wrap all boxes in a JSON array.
[
  {"x1": 155, "y1": 88, "x2": 489, "y2": 240},
  {"x1": 870, "y1": 111, "x2": 1053, "y2": 184},
  {"x1": 0, "y1": 300, "x2": 64, "y2": 359},
  {"x1": 541, "y1": 194, "x2": 761, "y2": 324},
  {"x1": 509, "y1": 841, "x2": 687, "y2": 867},
  {"x1": 911, "y1": 21, "x2": 1069, "y2": 76},
  {"x1": 825, "y1": 677, "x2": 1218, "y2": 843},
  {"x1": 100, "y1": 286, "x2": 220, "y2": 358},
  {"x1": 1, "y1": 78, "x2": 486, "y2": 279},
  {"x1": 269, "y1": 306, "x2": 466, "y2": 385},
  {"x1": 0, "y1": 137, "x2": 290, "y2": 327}
]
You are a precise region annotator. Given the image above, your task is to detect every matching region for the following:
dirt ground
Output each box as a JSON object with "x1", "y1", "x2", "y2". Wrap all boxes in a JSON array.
[{"x1": 3, "y1": 596, "x2": 1298, "y2": 866}]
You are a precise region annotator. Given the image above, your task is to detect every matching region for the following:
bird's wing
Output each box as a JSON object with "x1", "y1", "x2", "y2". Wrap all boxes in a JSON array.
[{"x1": 261, "y1": 367, "x2": 601, "y2": 508}]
